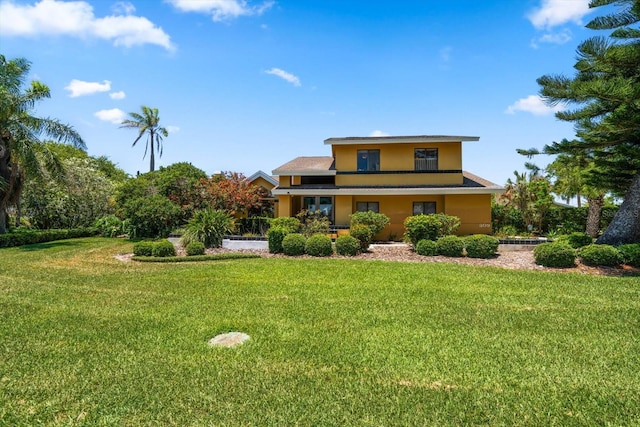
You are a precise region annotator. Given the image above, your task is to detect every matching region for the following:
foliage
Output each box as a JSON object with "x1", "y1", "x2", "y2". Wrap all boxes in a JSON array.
[
  {"x1": 180, "y1": 209, "x2": 234, "y2": 248},
  {"x1": 335, "y1": 235, "x2": 360, "y2": 256},
  {"x1": 297, "y1": 210, "x2": 331, "y2": 237},
  {"x1": 578, "y1": 244, "x2": 622, "y2": 267},
  {"x1": 498, "y1": 170, "x2": 553, "y2": 233},
  {"x1": 434, "y1": 213, "x2": 461, "y2": 236},
  {"x1": 0, "y1": 227, "x2": 97, "y2": 248},
  {"x1": 464, "y1": 235, "x2": 500, "y2": 259},
  {"x1": 533, "y1": 242, "x2": 577, "y2": 268},
  {"x1": 495, "y1": 225, "x2": 520, "y2": 238},
  {"x1": 270, "y1": 217, "x2": 301, "y2": 233},
  {"x1": 305, "y1": 234, "x2": 333, "y2": 257},
  {"x1": 415, "y1": 239, "x2": 438, "y2": 256},
  {"x1": 282, "y1": 233, "x2": 307, "y2": 256},
  {"x1": 491, "y1": 202, "x2": 526, "y2": 233},
  {"x1": 349, "y1": 211, "x2": 390, "y2": 236},
  {"x1": 93, "y1": 215, "x2": 125, "y2": 238},
  {"x1": 565, "y1": 232, "x2": 593, "y2": 249},
  {"x1": 121, "y1": 105, "x2": 168, "y2": 173},
  {"x1": 151, "y1": 240, "x2": 177, "y2": 257},
  {"x1": 236, "y1": 216, "x2": 271, "y2": 236},
  {"x1": 123, "y1": 195, "x2": 182, "y2": 238},
  {"x1": 195, "y1": 172, "x2": 263, "y2": 215},
  {"x1": 349, "y1": 223, "x2": 373, "y2": 252},
  {"x1": 267, "y1": 226, "x2": 288, "y2": 254},
  {"x1": 0, "y1": 55, "x2": 85, "y2": 233},
  {"x1": 132, "y1": 241, "x2": 154, "y2": 257},
  {"x1": 436, "y1": 235, "x2": 465, "y2": 257},
  {"x1": 617, "y1": 243, "x2": 640, "y2": 267},
  {"x1": 403, "y1": 214, "x2": 460, "y2": 245},
  {"x1": 185, "y1": 241, "x2": 205, "y2": 256}
]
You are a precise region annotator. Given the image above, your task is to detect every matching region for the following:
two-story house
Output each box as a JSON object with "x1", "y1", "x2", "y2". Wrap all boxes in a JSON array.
[{"x1": 271, "y1": 135, "x2": 503, "y2": 239}]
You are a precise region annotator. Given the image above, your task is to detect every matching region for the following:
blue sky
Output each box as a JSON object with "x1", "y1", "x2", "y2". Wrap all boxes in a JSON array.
[{"x1": 0, "y1": 0, "x2": 605, "y2": 185}]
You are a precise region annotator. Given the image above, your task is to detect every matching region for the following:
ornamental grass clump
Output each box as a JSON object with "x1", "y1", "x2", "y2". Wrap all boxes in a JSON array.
[
  {"x1": 282, "y1": 233, "x2": 307, "y2": 256},
  {"x1": 185, "y1": 241, "x2": 205, "y2": 256},
  {"x1": 305, "y1": 234, "x2": 333, "y2": 257},
  {"x1": 436, "y1": 235, "x2": 464, "y2": 257},
  {"x1": 578, "y1": 244, "x2": 622, "y2": 267},
  {"x1": 533, "y1": 242, "x2": 576, "y2": 268},
  {"x1": 132, "y1": 241, "x2": 154, "y2": 256},
  {"x1": 180, "y1": 209, "x2": 234, "y2": 249},
  {"x1": 464, "y1": 234, "x2": 499, "y2": 259},
  {"x1": 335, "y1": 235, "x2": 360, "y2": 256},
  {"x1": 617, "y1": 243, "x2": 640, "y2": 267},
  {"x1": 415, "y1": 239, "x2": 437, "y2": 256},
  {"x1": 152, "y1": 240, "x2": 177, "y2": 257}
]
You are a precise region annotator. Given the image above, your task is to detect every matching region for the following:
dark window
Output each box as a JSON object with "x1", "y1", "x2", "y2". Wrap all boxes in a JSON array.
[
  {"x1": 356, "y1": 202, "x2": 379, "y2": 213},
  {"x1": 413, "y1": 202, "x2": 436, "y2": 215},
  {"x1": 301, "y1": 175, "x2": 335, "y2": 185},
  {"x1": 415, "y1": 148, "x2": 438, "y2": 171},
  {"x1": 303, "y1": 196, "x2": 333, "y2": 222},
  {"x1": 357, "y1": 150, "x2": 380, "y2": 171}
]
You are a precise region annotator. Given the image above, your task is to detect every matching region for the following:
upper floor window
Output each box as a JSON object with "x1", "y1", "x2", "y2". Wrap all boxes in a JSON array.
[
  {"x1": 415, "y1": 148, "x2": 438, "y2": 171},
  {"x1": 356, "y1": 201, "x2": 379, "y2": 213},
  {"x1": 357, "y1": 150, "x2": 380, "y2": 171}
]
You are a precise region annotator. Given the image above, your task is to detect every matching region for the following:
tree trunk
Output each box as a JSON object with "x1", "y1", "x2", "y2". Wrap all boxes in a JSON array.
[
  {"x1": 585, "y1": 194, "x2": 603, "y2": 238},
  {"x1": 149, "y1": 132, "x2": 155, "y2": 172},
  {"x1": 597, "y1": 172, "x2": 640, "y2": 245},
  {"x1": 0, "y1": 137, "x2": 10, "y2": 234}
]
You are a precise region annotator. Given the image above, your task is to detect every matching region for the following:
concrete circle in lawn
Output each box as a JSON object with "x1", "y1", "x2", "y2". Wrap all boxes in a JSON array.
[{"x1": 208, "y1": 332, "x2": 250, "y2": 347}]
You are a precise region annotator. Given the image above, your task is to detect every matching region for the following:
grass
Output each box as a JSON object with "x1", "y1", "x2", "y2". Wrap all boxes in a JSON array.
[{"x1": 1, "y1": 237, "x2": 639, "y2": 425}]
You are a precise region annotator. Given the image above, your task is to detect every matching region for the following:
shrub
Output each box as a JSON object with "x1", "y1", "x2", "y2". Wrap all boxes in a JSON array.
[
  {"x1": 123, "y1": 195, "x2": 182, "y2": 238},
  {"x1": 415, "y1": 239, "x2": 437, "y2": 256},
  {"x1": 133, "y1": 241, "x2": 154, "y2": 256},
  {"x1": 465, "y1": 235, "x2": 500, "y2": 259},
  {"x1": 433, "y1": 213, "x2": 461, "y2": 236},
  {"x1": 403, "y1": 214, "x2": 460, "y2": 246},
  {"x1": 0, "y1": 228, "x2": 98, "y2": 248},
  {"x1": 300, "y1": 213, "x2": 331, "y2": 238},
  {"x1": 335, "y1": 235, "x2": 360, "y2": 256},
  {"x1": 152, "y1": 240, "x2": 177, "y2": 257},
  {"x1": 534, "y1": 242, "x2": 576, "y2": 268},
  {"x1": 282, "y1": 233, "x2": 307, "y2": 256},
  {"x1": 349, "y1": 211, "x2": 390, "y2": 236},
  {"x1": 305, "y1": 234, "x2": 333, "y2": 257},
  {"x1": 93, "y1": 215, "x2": 124, "y2": 238},
  {"x1": 350, "y1": 224, "x2": 374, "y2": 252},
  {"x1": 617, "y1": 243, "x2": 640, "y2": 267},
  {"x1": 180, "y1": 209, "x2": 234, "y2": 248},
  {"x1": 566, "y1": 232, "x2": 593, "y2": 249},
  {"x1": 270, "y1": 217, "x2": 301, "y2": 233},
  {"x1": 267, "y1": 226, "x2": 288, "y2": 254},
  {"x1": 578, "y1": 244, "x2": 622, "y2": 267},
  {"x1": 436, "y1": 235, "x2": 465, "y2": 257},
  {"x1": 185, "y1": 241, "x2": 205, "y2": 256}
]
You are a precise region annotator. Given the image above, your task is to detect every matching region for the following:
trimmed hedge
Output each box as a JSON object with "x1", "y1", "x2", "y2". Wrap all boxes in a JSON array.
[
  {"x1": 350, "y1": 224, "x2": 373, "y2": 252},
  {"x1": 415, "y1": 239, "x2": 438, "y2": 256},
  {"x1": 335, "y1": 235, "x2": 360, "y2": 256},
  {"x1": 578, "y1": 244, "x2": 622, "y2": 267},
  {"x1": 0, "y1": 228, "x2": 98, "y2": 248},
  {"x1": 436, "y1": 235, "x2": 464, "y2": 257},
  {"x1": 185, "y1": 241, "x2": 206, "y2": 256},
  {"x1": 267, "y1": 226, "x2": 288, "y2": 254},
  {"x1": 305, "y1": 234, "x2": 333, "y2": 257},
  {"x1": 566, "y1": 232, "x2": 593, "y2": 249},
  {"x1": 133, "y1": 241, "x2": 154, "y2": 256},
  {"x1": 151, "y1": 240, "x2": 177, "y2": 257},
  {"x1": 533, "y1": 242, "x2": 576, "y2": 268},
  {"x1": 465, "y1": 235, "x2": 499, "y2": 259},
  {"x1": 282, "y1": 233, "x2": 307, "y2": 256},
  {"x1": 403, "y1": 214, "x2": 460, "y2": 246},
  {"x1": 617, "y1": 243, "x2": 640, "y2": 267}
]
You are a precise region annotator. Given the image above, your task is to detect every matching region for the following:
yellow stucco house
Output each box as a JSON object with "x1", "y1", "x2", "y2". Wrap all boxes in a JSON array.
[{"x1": 271, "y1": 135, "x2": 503, "y2": 239}]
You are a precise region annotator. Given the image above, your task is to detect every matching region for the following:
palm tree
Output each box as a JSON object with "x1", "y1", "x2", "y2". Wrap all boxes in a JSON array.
[
  {"x1": 0, "y1": 55, "x2": 85, "y2": 233},
  {"x1": 121, "y1": 106, "x2": 168, "y2": 172}
]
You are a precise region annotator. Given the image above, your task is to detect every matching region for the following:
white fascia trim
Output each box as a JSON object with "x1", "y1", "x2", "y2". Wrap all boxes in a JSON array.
[
  {"x1": 271, "y1": 170, "x2": 336, "y2": 176},
  {"x1": 324, "y1": 136, "x2": 480, "y2": 145},
  {"x1": 272, "y1": 187, "x2": 504, "y2": 196},
  {"x1": 247, "y1": 170, "x2": 278, "y2": 186}
]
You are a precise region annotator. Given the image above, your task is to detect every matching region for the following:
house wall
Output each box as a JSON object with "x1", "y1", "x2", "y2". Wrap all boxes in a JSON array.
[
  {"x1": 250, "y1": 176, "x2": 275, "y2": 191},
  {"x1": 443, "y1": 194, "x2": 492, "y2": 235}
]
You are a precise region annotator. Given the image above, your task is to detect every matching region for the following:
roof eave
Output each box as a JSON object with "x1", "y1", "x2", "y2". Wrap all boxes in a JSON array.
[{"x1": 272, "y1": 187, "x2": 504, "y2": 196}]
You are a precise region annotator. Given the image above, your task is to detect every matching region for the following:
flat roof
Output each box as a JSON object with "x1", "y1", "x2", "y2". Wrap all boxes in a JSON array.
[{"x1": 324, "y1": 135, "x2": 480, "y2": 145}]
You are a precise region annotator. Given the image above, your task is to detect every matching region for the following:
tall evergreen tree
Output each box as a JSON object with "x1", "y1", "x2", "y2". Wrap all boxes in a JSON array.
[
  {"x1": 121, "y1": 106, "x2": 168, "y2": 173},
  {"x1": 537, "y1": 0, "x2": 640, "y2": 244}
]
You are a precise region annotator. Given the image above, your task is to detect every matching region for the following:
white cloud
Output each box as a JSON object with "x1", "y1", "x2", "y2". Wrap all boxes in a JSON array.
[
  {"x1": 369, "y1": 130, "x2": 390, "y2": 137},
  {"x1": 112, "y1": 1, "x2": 135, "y2": 15},
  {"x1": 505, "y1": 95, "x2": 564, "y2": 116},
  {"x1": 109, "y1": 91, "x2": 126, "y2": 100},
  {"x1": 65, "y1": 79, "x2": 111, "y2": 97},
  {"x1": 265, "y1": 68, "x2": 301, "y2": 87},
  {"x1": 167, "y1": 0, "x2": 274, "y2": 21},
  {"x1": 0, "y1": 0, "x2": 174, "y2": 51},
  {"x1": 531, "y1": 28, "x2": 573, "y2": 48},
  {"x1": 94, "y1": 108, "x2": 127, "y2": 124},
  {"x1": 166, "y1": 125, "x2": 180, "y2": 133},
  {"x1": 527, "y1": 0, "x2": 591, "y2": 29}
]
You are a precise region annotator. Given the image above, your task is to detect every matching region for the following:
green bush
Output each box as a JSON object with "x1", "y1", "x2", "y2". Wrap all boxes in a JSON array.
[
  {"x1": 282, "y1": 233, "x2": 307, "y2": 256},
  {"x1": 578, "y1": 244, "x2": 622, "y2": 267},
  {"x1": 133, "y1": 241, "x2": 154, "y2": 256},
  {"x1": 180, "y1": 209, "x2": 234, "y2": 248},
  {"x1": 305, "y1": 234, "x2": 333, "y2": 257},
  {"x1": 349, "y1": 224, "x2": 374, "y2": 252},
  {"x1": 93, "y1": 215, "x2": 124, "y2": 238},
  {"x1": 0, "y1": 228, "x2": 98, "y2": 248},
  {"x1": 617, "y1": 243, "x2": 640, "y2": 267},
  {"x1": 465, "y1": 235, "x2": 500, "y2": 259},
  {"x1": 270, "y1": 217, "x2": 301, "y2": 233},
  {"x1": 415, "y1": 239, "x2": 437, "y2": 256},
  {"x1": 152, "y1": 240, "x2": 177, "y2": 257},
  {"x1": 403, "y1": 214, "x2": 460, "y2": 246},
  {"x1": 533, "y1": 242, "x2": 576, "y2": 268},
  {"x1": 335, "y1": 235, "x2": 360, "y2": 256},
  {"x1": 123, "y1": 195, "x2": 182, "y2": 238},
  {"x1": 566, "y1": 232, "x2": 593, "y2": 249},
  {"x1": 300, "y1": 213, "x2": 331, "y2": 237},
  {"x1": 267, "y1": 226, "x2": 288, "y2": 254},
  {"x1": 349, "y1": 211, "x2": 390, "y2": 236},
  {"x1": 185, "y1": 241, "x2": 205, "y2": 256},
  {"x1": 433, "y1": 213, "x2": 461, "y2": 236},
  {"x1": 436, "y1": 235, "x2": 465, "y2": 257}
]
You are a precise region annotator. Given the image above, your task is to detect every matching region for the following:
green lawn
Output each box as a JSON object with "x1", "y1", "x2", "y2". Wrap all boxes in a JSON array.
[{"x1": 1, "y1": 238, "x2": 639, "y2": 426}]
